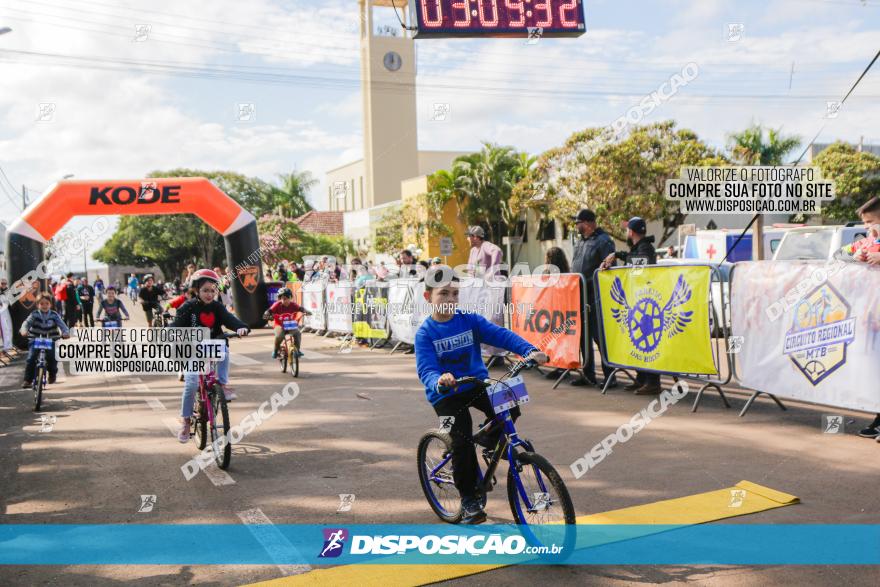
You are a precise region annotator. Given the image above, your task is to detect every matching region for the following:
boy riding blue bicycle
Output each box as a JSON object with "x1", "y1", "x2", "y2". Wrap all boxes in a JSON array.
[{"x1": 415, "y1": 265, "x2": 548, "y2": 524}]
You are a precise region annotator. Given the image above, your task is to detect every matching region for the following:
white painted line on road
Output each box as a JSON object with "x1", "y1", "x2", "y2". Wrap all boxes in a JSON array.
[
  {"x1": 237, "y1": 508, "x2": 311, "y2": 576},
  {"x1": 202, "y1": 462, "x2": 237, "y2": 486},
  {"x1": 145, "y1": 397, "x2": 166, "y2": 411},
  {"x1": 300, "y1": 350, "x2": 332, "y2": 360},
  {"x1": 229, "y1": 353, "x2": 260, "y2": 366},
  {"x1": 163, "y1": 417, "x2": 181, "y2": 436}
]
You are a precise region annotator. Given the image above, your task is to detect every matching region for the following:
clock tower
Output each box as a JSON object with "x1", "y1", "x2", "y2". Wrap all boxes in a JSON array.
[{"x1": 359, "y1": 0, "x2": 419, "y2": 208}]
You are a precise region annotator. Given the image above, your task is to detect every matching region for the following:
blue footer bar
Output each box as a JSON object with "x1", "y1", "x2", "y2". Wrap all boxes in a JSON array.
[{"x1": 0, "y1": 524, "x2": 878, "y2": 565}]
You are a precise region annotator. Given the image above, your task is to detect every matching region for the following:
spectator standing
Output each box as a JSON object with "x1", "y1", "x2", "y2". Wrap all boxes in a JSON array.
[
  {"x1": 569, "y1": 209, "x2": 617, "y2": 388},
  {"x1": 127, "y1": 273, "x2": 139, "y2": 301},
  {"x1": 465, "y1": 226, "x2": 503, "y2": 280},
  {"x1": 62, "y1": 273, "x2": 79, "y2": 328},
  {"x1": 76, "y1": 277, "x2": 96, "y2": 328},
  {"x1": 601, "y1": 216, "x2": 660, "y2": 394}
]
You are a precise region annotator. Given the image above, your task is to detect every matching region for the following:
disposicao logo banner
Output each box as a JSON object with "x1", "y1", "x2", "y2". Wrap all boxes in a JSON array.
[{"x1": 596, "y1": 265, "x2": 716, "y2": 375}]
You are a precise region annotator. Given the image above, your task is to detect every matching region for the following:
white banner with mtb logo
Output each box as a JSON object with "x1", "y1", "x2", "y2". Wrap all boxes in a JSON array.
[
  {"x1": 326, "y1": 281, "x2": 353, "y2": 334},
  {"x1": 388, "y1": 278, "x2": 419, "y2": 344},
  {"x1": 302, "y1": 281, "x2": 326, "y2": 331},
  {"x1": 730, "y1": 260, "x2": 880, "y2": 413}
]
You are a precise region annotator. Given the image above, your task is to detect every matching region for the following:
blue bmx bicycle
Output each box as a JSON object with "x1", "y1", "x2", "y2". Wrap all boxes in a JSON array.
[
  {"x1": 417, "y1": 359, "x2": 575, "y2": 541},
  {"x1": 30, "y1": 336, "x2": 53, "y2": 411}
]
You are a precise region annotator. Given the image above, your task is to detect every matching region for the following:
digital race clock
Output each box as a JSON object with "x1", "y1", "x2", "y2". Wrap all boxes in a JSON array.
[{"x1": 412, "y1": 0, "x2": 586, "y2": 38}]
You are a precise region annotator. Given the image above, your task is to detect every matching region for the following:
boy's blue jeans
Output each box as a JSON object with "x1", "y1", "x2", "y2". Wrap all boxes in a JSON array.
[{"x1": 180, "y1": 354, "x2": 230, "y2": 419}]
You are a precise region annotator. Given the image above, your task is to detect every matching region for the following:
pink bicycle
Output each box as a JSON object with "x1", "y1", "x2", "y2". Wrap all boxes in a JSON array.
[{"x1": 191, "y1": 332, "x2": 238, "y2": 469}]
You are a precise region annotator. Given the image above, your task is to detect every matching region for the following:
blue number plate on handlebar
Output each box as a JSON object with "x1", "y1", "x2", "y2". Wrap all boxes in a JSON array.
[
  {"x1": 283, "y1": 320, "x2": 299, "y2": 330},
  {"x1": 33, "y1": 338, "x2": 53, "y2": 350},
  {"x1": 488, "y1": 375, "x2": 529, "y2": 414},
  {"x1": 103, "y1": 321, "x2": 119, "y2": 328}
]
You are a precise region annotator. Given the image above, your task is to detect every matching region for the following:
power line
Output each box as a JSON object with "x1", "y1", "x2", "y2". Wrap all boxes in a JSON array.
[{"x1": 2, "y1": 48, "x2": 879, "y2": 103}]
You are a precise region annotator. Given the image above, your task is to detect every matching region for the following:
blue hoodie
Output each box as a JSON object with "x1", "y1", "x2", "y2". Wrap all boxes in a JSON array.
[{"x1": 415, "y1": 311, "x2": 537, "y2": 405}]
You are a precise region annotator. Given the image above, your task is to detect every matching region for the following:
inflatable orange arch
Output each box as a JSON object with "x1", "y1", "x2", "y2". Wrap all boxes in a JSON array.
[
  {"x1": 9, "y1": 178, "x2": 255, "y2": 241},
  {"x1": 5, "y1": 178, "x2": 268, "y2": 346}
]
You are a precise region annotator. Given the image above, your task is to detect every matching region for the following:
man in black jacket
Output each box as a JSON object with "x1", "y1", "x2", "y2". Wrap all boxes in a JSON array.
[
  {"x1": 570, "y1": 209, "x2": 617, "y2": 388},
  {"x1": 601, "y1": 216, "x2": 661, "y2": 395}
]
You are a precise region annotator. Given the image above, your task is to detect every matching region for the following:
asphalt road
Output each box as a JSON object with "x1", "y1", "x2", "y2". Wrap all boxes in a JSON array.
[{"x1": 1, "y1": 309, "x2": 878, "y2": 586}]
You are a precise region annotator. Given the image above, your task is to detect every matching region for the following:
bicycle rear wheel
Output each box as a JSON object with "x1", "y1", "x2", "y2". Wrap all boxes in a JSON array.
[
  {"x1": 209, "y1": 386, "x2": 232, "y2": 469},
  {"x1": 33, "y1": 367, "x2": 44, "y2": 411},
  {"x1": 507, "y1": 451, "x2": 576, "y2": 555},
  {"x1": 417, "y1": 431, "x2": 462, "y2": 523}
]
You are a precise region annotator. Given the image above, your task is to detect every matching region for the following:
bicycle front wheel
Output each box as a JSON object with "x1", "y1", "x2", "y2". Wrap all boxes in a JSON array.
[
  {"x1": 291, "y1": 346, "x2": 299, "y2": 378},
  {"x1": 194, "y1": 399, "x2": 208, "y2": 450},
  {"x1": 33, "y1": 367, "x2": 44, "y2": 411},
  {"x1": 209, "y1": 387, "x2": 232, "y2": 469},
  {"x1": 280, "y1": 345, "x2": 288, "y2": 373},
  {"x1": 417, "y1": 431, "x2": 462, "y2": 523},
  {"x1": 507, "y1": 451, "x2": 576, "y2": 554}
]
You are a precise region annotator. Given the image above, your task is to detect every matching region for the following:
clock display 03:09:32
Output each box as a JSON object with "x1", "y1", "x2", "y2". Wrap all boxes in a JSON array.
[{"x1": 417, "y1": 0, "x2": 584, "y2": 31}]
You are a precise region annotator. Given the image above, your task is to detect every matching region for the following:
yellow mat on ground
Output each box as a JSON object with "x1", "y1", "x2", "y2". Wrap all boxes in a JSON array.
[{"x1": 245, "y1": 480, "x2": 798, "y2": 587}]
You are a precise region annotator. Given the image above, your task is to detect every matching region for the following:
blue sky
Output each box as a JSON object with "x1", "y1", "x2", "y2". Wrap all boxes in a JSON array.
[{"x1": 0, "y1": 0, "x2": 878, "y2": 268}]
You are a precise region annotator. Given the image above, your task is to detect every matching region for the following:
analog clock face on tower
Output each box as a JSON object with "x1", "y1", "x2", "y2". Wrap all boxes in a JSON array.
[{"x1": 383, "y1": 51, "x2": 402, "y2": 71}]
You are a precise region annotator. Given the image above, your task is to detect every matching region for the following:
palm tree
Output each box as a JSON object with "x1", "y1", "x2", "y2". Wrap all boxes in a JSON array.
[
  {"x1": 727, "y1": 124, "x2": 801, "y2": 165},
  {"x1": 274, "y1": 170, "x2": 316, "y2": 218},
  {"x1": 453, "y1": 143, "x2": 533, "y2": 242},
  {"x1": 727, "y1": 124, "x2": 801, "y2": 259}
]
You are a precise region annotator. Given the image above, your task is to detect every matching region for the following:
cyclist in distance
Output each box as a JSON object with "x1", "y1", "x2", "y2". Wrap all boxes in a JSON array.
[
  {"x1": 95, "y1": 286, "x2": 130, "y2": 323},
  {"x1": 137, "y1": 275, "x2": 165, "y2": 325},
  {"x1": 414, "y1": 265, "x2": 548, "y2": 524},
  {"x1": 262, "y1": 287, "x2": 311, "y2": 359},
  {"x1": 170, "y1": 269, "x2": 249, "y2": 443}
]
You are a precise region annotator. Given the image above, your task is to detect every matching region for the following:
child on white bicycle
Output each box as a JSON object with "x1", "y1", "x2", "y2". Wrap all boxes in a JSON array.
[
  {"x1": 170, "y1": 269, "x2": 249, "y2": 443},
  {"x1": 414, "y1": 266, "x2": 547, "y2": 524}
]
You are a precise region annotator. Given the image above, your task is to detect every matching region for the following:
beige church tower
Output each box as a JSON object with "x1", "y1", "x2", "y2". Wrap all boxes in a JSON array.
[{"x1": 358, "y1": 0, "x2": 419, "y2": 208}]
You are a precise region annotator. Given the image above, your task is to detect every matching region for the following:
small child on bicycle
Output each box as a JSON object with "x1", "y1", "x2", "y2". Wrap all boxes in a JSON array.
[
  {"x1": 170, "y1": 269, "x2": 249, "y2": 443},
  {"x1": 262, "y1": 287, "x2": 311, "y2": 359},
  {"x1": 414, "y1": 265, "x2": 547, "y2": 524},
  {"x1": 95, "y1": 287, "x2": 130, "y2": 324},
  {"x1": 19, "y1": 292, "x2": 70, "y2": 387}
]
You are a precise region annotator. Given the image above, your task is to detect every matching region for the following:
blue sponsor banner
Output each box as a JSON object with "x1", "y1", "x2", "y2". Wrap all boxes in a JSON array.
[{"x1": 1, "y1": 525, "x2": 879, "y2": 565}]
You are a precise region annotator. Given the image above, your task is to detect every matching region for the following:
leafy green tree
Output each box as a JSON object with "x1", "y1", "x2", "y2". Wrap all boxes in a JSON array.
[
  {"x1": 94, "y1": 215, "x2": 216, "y2": 280},
  {"x1": 726, "y1": 124, "x2": 801, "y2": 165},
  {"x1": 512, "y1": 121, "x2": 725, "y2": 242},
  {"x1": 257, "y1": 214, "x2": 353, "y2": 263},
  {"x1": 274, "y1": 170, "x2": 316, "y2": 218},
  {"x1": 813, "y1": 142, "x2": 880, "y2": 221}
]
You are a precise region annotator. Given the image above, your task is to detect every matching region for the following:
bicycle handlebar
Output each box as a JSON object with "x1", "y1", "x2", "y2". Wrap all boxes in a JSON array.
[{"x1": 439, "y1": 358, "x2": 538, "y2": 394}]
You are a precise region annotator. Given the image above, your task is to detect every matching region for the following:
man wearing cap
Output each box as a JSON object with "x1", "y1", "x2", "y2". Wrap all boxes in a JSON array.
[
  {"x1": 465, "y1": 226, "x2": 503, "y2": 279},
  {"x1": 601, "y1": 216, "x2": 661, "y2": 395},
  {"x1": 570, "y1": 209, "x2": 617, "y2": 388}
]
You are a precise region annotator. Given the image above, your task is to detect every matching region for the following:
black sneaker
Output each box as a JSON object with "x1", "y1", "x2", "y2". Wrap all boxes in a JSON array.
[
  {"x1": 48, "y1": 374, "x2": 57, "y2": 384},
  {"x1": 623, "y1": 381, "x2": 641, "y2": 392},
  {"x1": 460, "y1": 496, "x2": 487, "y2": 524},
  {"x1": 22, "y1": 380, "x2": 32, "y2": 389},
  {"x1": 543, "y1": 368, "x2": 565, "y2": 380},
  {"x1": 857, "y1": 415, "x2": 880, "y2": 438}
]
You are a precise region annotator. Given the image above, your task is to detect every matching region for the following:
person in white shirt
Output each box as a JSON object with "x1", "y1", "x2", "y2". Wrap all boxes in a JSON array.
[{"x1": 465, "y1": 226, "x2": 503, "y2": 279}]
